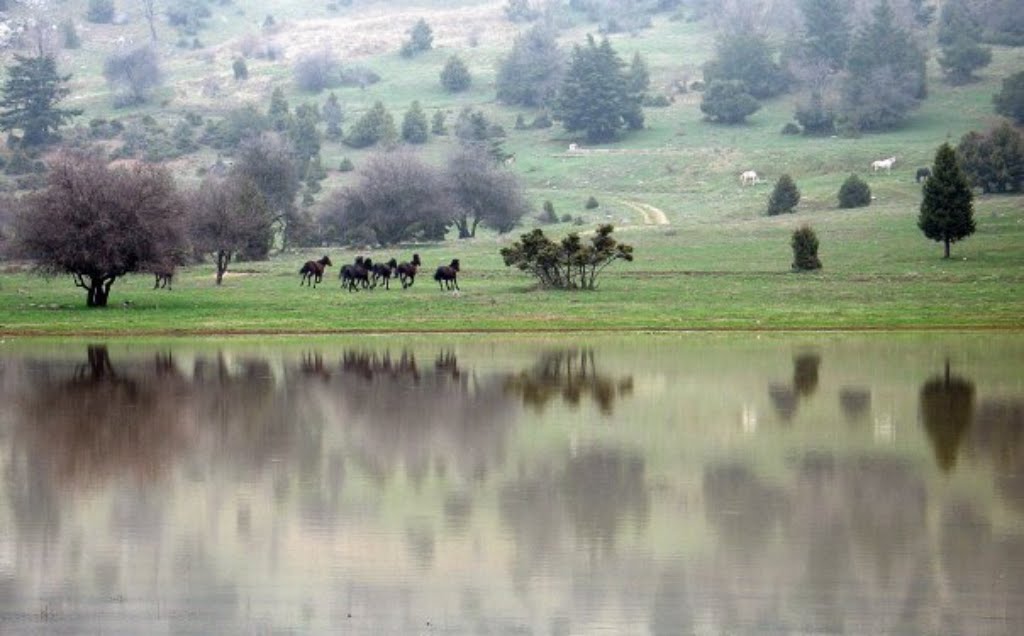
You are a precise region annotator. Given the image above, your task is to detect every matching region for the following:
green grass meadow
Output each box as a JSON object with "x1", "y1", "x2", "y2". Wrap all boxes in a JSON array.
[{"x1": 1, "y1": 2, "x2": 1022, "y2": 335}]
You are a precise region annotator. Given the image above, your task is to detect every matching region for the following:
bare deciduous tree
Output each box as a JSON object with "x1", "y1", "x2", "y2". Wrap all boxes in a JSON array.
[
  {"x1": 188, "y1": 174, "x2": 273, "y2": 284},
  {"x1": 13, "y1": 153, "x2": 185, "y2": 307},
  {"x1": 446, "y1": 146, "x2": 529, "y2": 238}
]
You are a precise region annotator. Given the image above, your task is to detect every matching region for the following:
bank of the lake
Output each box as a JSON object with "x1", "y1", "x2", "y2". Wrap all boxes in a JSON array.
[{"x1": 1, "y1": 194, "x2": 1022, "y2": 335}]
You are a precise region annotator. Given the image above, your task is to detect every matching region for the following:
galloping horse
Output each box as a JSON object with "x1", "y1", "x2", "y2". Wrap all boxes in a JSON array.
[
  {"x1": 299, "y1": 255, "x2": 332, "y2": 287},
  {"x1": 434, "y1": 258, "x2": 461, "y2": 291},
  {"x1": 153, "y1": 268, "x2": 174, "y2": 290},
  {"x1": 340, "y1": 256, "x2": 373, "y2": 292},
  {"x1": 872, "y1": 156, "x2": 896, "y2": 173},
  {"x1": 397, "y1": 253, "x2": 421, "y2": 289},
  {"x1": 371, "y1": 258, "x2": 398, "y2": 290}
]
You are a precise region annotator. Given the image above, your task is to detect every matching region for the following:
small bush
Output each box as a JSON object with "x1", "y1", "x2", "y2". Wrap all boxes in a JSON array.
[
  {"x1": 791, "y1": 225, "x2": 822, "y2": 271},
  {"x1": 87, "y1": 0, "x2": 115, "y2": 23},
  {"x1": 401, "y1": 19, "x2": 433, "y2": 58},
  {"x1": 585, "y1": 196, "x2": 599, "y2": 209},
  {"x1": 338, "y1": 157, "x2": 355, "y2": 172},
  {"x1": 642, "y1": 94, "x2": 672, "y2": 107},
  {"x1": 294, "y1": 49, "x2": 340, "y2": 92},
  {"x1": 838, "y1": 174, "x2": 872, "y2": 208},
  {"x1": 767, "y1": 174, "x2": 800, "y2": 216},
  {"x1": 514, "y1": 114, "x2": 528, "y2": 130},
  {"x1": 232, "y1": 58, "x2": 248, "y2": 80},
  {"x1": 539, "y1": 200, "x2": 557, "y2": 223},
  {"x1": 781, "y1": 122, "x2": 801, "y2": 135},
  {"x1": 338, "y1": 66, "x2": 380, "y2": 88},
  {"x1": 573, "y1": 216, "x2": 585, "y2": 226},
  {"x1": 431, "y1": 111, "x2": 447, "y2": 135},
  {"x1": 440, "y1": 55, "x2": 471, "y2": 92},
  {"x1": 531, "y1": 112, "x2": 553, "y2": 129},
  {"x1": 560, "y1": 213, "x2": 573, "y2": 223}
]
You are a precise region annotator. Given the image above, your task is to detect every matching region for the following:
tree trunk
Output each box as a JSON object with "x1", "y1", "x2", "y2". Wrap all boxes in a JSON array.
[
  {"x1": 216, "y1": 251, "x2": 231, "y2": 285},
  {"x1": 86, "y1": 279, "x2": 111, "y2": 307},
  {"x1": 456, "y1": 219, "x2": 471, "y2": 239},
  {"x1": 944, "y1": 238, "x2": 950, "y2": 259}
]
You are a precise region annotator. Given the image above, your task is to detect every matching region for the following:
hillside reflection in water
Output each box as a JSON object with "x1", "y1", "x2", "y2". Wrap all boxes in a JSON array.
[{"x1": 0, "y1": 335, "x2": 1022, "y2": 634}]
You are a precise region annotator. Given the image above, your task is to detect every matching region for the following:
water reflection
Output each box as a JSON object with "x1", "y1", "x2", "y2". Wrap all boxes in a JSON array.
[
  {"x1": 502, "y1": 348, "x2": 634, "y2": 414},
  {"x1": 920, "y1": 361, "x2": 976, "y2": 472},
  {"x1": 0, "y1": 336, "x2": 1022, "y2": 633}
]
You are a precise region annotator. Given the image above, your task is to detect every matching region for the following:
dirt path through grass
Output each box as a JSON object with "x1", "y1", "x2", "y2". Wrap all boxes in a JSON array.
[{"x1": 618, "y1": 200, "x2": 670, "y2": 225}]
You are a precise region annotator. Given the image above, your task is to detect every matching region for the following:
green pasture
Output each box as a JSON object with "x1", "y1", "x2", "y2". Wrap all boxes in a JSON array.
[{"x1": 2, "y1": 2, "x2": 1023, "y2": 334}]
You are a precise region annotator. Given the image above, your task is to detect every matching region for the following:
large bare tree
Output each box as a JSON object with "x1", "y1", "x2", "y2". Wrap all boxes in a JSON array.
[
  {"x1": 13, "y1": 153, "x2": 185, "y2": 307},
  {"x1": 446, "y1": 146, "x2": 529, "y2": 238}
]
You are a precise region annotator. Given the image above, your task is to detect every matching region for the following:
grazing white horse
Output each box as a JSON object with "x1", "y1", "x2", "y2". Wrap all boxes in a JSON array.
[
  {"x1": 740, "y1": 170, "x2": 759, "y2": 186},
  {"x1": 872, "y1": 156, "x2": 896, "y2": 173}
]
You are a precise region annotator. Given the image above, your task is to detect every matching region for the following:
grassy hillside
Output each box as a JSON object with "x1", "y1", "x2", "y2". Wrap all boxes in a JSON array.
[{"x1": 0, "y1": 0, "x2": 1022, "y2": 334}]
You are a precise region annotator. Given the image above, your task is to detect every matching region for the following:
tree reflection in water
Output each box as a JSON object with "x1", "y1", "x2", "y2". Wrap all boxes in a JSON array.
[
  {"x1": 502, "y1": 349, "x2": 633, "y2": 414},
  {"x1": 920, "y1": 360, "x2": 976, "y2": 472},
  {"x1": 768, "y1": 352, "x2": 821, "y2": 422}
]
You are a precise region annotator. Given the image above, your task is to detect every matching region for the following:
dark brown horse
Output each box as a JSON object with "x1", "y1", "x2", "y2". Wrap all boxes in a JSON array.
[
  {"x1": 434, "y1": 258, "x2": 461, "y2": 291},
  {"x1": 153, "y1": 268, "x2": 174, "y2": 290},
  {"x1": 371, "y1": 258, "x2": 398, "y2": 290},
  {"x1": 397, "y1": 253, "x2": 421, "y2": 289},
  {"x1": 300, "y1": 255, "x2": 332, "y2": 287},
  {"x1": 340, "y1": 256, "x2": 373, "y2": 292}
]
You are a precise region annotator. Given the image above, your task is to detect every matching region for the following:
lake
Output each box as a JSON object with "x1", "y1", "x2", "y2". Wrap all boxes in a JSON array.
[{"x1": 0, "y1": 333, "x2": 1022, "y2": 634}]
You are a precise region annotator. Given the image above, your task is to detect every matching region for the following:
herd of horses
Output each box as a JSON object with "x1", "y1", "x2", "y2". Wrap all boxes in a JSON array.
[
  {"x1": 740, "y1": 156, "x2": 933, "y2": 187},
  {"x1": 299, "y1": 253, "x2": 461, "y2": 292}
]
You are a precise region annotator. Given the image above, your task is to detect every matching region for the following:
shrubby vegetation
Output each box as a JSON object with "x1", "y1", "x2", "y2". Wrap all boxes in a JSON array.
[
  {"x1": 104, "y1": 47, "x2": 163, "y2": 107},
  {"x1": 703, "y1": 32, "x2": 788, "y2": 100},
  {"x1": 189, "y1": 174, "x2": 274, "y2": 284},
  {"x1": 700, "y1": 80, "x2": 759, "y2": 124},
  {"x1": 345, "y1": 101, "x2": 396, "y2": 149},
  {"x1": 440, "y1": 55, "x2": 472, "y2": 92},
  {"x1": 500, "y1": 224, "x2": 634, "y2": 290},
  {"x1": 294, "y1": 49, "x2": 341, "y2": 93},
  {"x1": 446, "y1": 146, "x2": 529, "y2": 238},
  {"x1": 0, "y1": 55, "x2": 81, "y2": 147},
  {"x1": 791, "y1": 226, "x2": 822, "y2": 271},
  {"x1": 838, "y1": 174, "x2": 871, "y2": 208},
  {"x1": 767, "y1": 175, "x2": 800, "y2": 216},
  {"x1": 400, "y1": 19, "x2": 433, "y2": 57},
  {"x1": 994, "y1": 71, "x2": 1024, "y2": 124},
  {"x1": 401, "y1": 101, "x2": 429, "y2": 144},
  {"x1": 956, "y1": 123, "x2": 1024, "y2": 194}
]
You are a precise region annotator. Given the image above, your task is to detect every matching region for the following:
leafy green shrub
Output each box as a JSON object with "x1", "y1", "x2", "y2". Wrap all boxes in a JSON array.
[
  {"x1": 431, "y1": 111, "x2": 447, "y2": 135},
  {"x1": 585, "y1": 196, "x2": 599, "y2": 209},
  {"x1": 560, "y1": 213, "x2": 572, "y2": 223},
  {"x1": 539, "y1": 200, "x2": 557, "y2": 223},
  {"x1": 767, "y1": 174, "x2": 800, "y2": 216},
  {"x1": 400, "y1": 19, "x2": 433, "y2": 57},
  {"x1": 838, "y1": 174, "x2": 871, "y2": 208},
  {"x1": 344, "y1": 101, "x2": 396, "y2": 148},
  {"x1": 795, "y1": 91, "x2": 836, "y2": 136},
  {"x1": 531, "y1": 112, "x2": 553, "y2": 129},
  {"x1": 791, "y1": 225, "x2": 822, "y2": 271},
  {"x1": 401, "y1": 101, "x2": 429, "y2": 144},
  {"x1": 781, "y1": 122, "x2": 801, "y2": 135},
  {"x1": 500, "y1": 224, "x2": 634, "y2": 290},
  {"x1": 957, "y1": 123, "x2": 1024, "y2": 193},
  {"x1": 994, "y1": 71, "x2": 1024, "y2": 125},
  {"x1": 232, "y1": 58, "x2": 248, "y2": 80},
  {"x1": 338, "y1": 157, "x2": 354, "y2": 172}
]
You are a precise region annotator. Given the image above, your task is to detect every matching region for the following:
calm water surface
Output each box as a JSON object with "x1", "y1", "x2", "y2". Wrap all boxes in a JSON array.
[{"x1": 0, "y1": 334, "x2": 1022, "y2": 635}]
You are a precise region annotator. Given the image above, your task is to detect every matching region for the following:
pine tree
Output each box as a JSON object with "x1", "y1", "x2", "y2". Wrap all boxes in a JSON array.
[
  {"x1": 626, "y1": 52, "x2": 649, "y2": 96},
  {"x1": 402, "y1": 100, "x2": 429, "y2": 144},
  {"x1": 268, "y1": 87, "x2": 291, "y2": 132},
  {"x1": 289, "y1": 103, "x2": 321, "y2": 171},
  {"x1": 322, "y1": 92, "x2": 343, "y2": 139},
  {"x1": 440, "y1": 55, "x2": 471, "y2": 92},
  {"x1": 798, "y1": 0, "x2": 850, "y2": 71},
  {"x1": 767, "y1": 174, "x2": 801, "y2": 216},
  {"x1": 344, "y1": 101, "x2": 396, "y2": 149},
  {"x1": 555, "y1": 35, "x2": 642, "y2": 142},
  {"x1": 918, "y1": 143, "x2": 975, "y2": 259},
  {"x1": 0, "y1": 54, "x2": 82, "y2": 147},
  {"x1": 701, "y1": 80, "x2": 760, "y2": 124},
  {"x1": 840, "y1": 0, "x2": 927, "y2": 131},
  {"x1": 791, "y1": 225, "x2": 822, "y2": 271},
  {"x1": 496, "y1": 24, "x2": 564, "y2": 108}
]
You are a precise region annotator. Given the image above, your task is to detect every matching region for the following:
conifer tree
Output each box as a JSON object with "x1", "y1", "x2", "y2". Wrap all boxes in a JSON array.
[
  {"x1": 440, "y1": 55, "x2": 472, "y2": 93},
  {"x1": 402, "y1": 100, "x2": 429, "y2": 144},
  {"x1": 0, "y1": 54, "x2": 82, "y2": 147},
  {"x1": 919, "y1": 143, "x2": 975, "y2": 259},
  {"x1": 797, "y1": 0, "x2": 850, "y2": 71},
  {"x1": 268, "y1": 87, "x2": 291, "y2": 132},
  {"x1": 767, "y1": 174, "x2": 801, "y2": 216},
  {"x1": 555, "y1": 35, "x2": 643, "y2": 142},
  {"x1": 322, "y1": 92, "x2": 343, "y2": 139}
]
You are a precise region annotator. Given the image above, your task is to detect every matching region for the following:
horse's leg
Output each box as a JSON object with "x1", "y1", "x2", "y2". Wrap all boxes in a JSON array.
[{"x1": 452, "y1": 276, "x2": 460, "y2": 291}]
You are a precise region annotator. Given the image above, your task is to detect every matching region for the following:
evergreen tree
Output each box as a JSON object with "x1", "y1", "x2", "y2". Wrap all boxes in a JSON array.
[
  {"x1": 938, "y1": 37, "x2": 992, "y2": 85},
  {"x1": 402, "y1": 100, "x2": 429, "y2": 144},
  {"x1": 496, "y1": 24, "x2": 564, "y2": 107},
  {"x1": 232, "y1": 57, "x2": 248, "y2": 80},
  {"x1": 431, "y1": 110, "x2": 447, "y2": 135},
  {"x1": 0, "y1": 54, "x2": 82, "y2": 147},
  {"x1": 700, "y1": 80, "x2": 759, "y2": 124},
  {"x1": 322, "y1": 92, "x2": 343, "y2": 139},
  {"x1": 268, "y1": 87, "x2": 291, "y2": 132},
  {"x1": 919, "y1": 143, "x2": 975, "y2": 259},
  {"x1": 767, "y1": 174, "x2": 800, "y2": 216},
  {"x1": 440, "y1": 55, "x2": 472, "y2": 93},
  {"x1": 993, "y1": 71, "x2": 1024, "y2": 125},
  {"x1": 344, "y1": 101, "x2": 396, "y2": 148},
  {"x1": 794, "y1": 90, "x2": 835, "y2": 135},
  {"x1": 791, "y1": 225, "x2": 822, "y2": 271},
  {"x1": 401, "y1": 18, "x2": 433, "y2": 57},
  {"x1": 704, "y1": 32, "x2": 788, "y2": 99},
  {"x1": 289, "y1": 103, "x2": 321, "y2": 170},
  {"x1": 555, "y1": 35, "x2": 643, "y2": 142},
  {"x1": 797, "y1": 0, "x2": 850, "y2": 71},
  {"x1": 838, "y1": 174, "x2": 871, "y2": 208},
  {"x1": 956, "y1": 123, "x2": 1024, "y2": 194},
  {"x1": 840, "y1": 0, "x2": 927, "y2": 131},
  {"x1": 626, "y1": 52, "x2": 650, "y2": 96}
]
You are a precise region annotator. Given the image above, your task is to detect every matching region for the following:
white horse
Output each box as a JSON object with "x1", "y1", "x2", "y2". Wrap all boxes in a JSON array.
[
  {"x1": 740, "y1": 170, "x2": 759, "y2": 186},
  {"x1": 872, "y1": 156, "x2": 896, "y2": 173}
]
